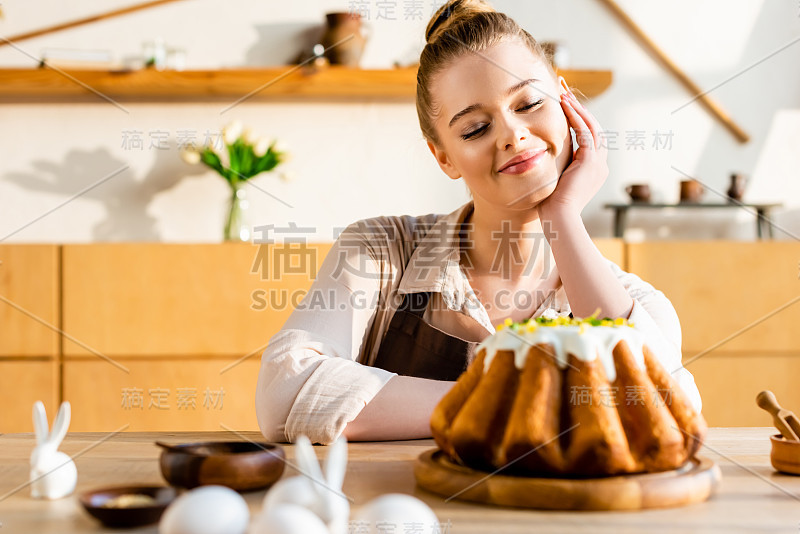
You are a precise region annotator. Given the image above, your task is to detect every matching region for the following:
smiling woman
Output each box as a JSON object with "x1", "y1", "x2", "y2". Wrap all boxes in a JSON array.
[
  {"x1": 255, "y1": 0, "x2": 702, "y2": 445},
  {"x1": 423, "y1": 40, "x2": 573, "y2": 212}
]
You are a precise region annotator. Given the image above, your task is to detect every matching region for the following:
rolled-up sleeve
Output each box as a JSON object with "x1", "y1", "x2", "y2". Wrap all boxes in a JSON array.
[
  {"x1": 606, "y1": 259, "x2": 703, "y2": 413},
  {"x1": 255, "y1": 223, "x2": 398, "y2": 445}
]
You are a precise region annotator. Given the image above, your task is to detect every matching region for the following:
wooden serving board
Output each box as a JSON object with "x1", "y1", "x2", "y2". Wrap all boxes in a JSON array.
[{"x1": 414, "y1": 448, "x2": 721, "y2": 511}]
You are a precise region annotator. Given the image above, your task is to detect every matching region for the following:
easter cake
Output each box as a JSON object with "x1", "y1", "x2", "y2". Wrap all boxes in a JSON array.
[{"x1": 430, "y1": 313, "x2": 707, "y2": 477}]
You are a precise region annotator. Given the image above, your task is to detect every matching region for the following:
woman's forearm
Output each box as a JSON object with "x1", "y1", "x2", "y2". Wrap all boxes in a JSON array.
[
  {"x1": 342, "y1": 375, "x2": 454, "y2": 441},
  {"x1": 541, "y1": 206, "x2": 634, "y2": 320}
]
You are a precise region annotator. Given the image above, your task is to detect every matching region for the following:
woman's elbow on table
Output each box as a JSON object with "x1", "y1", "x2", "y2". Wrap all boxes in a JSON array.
[
  {"x1": 254, "y1": 354, "x2": 298, "y2": 443},
  {"x1": 254, "y1": 384, "x2": 290, "y2": 443},
  {"x1": 255, "y1": 388, "x2": 343, "y2": 445},
  {"x1": 254, "y1": 355, "x2": 346, "y2": 445}
]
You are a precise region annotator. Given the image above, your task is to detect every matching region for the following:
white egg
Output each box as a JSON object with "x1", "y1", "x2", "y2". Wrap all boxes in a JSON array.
[
  {"x1": 159, "y1": 485, "x2": 249, "y2": 534},
  {"x1": 251, "y1": 503, "x2": 329, "y2": 534},
  {"x1": 352, "y1": 494, "x2": 439, "y2": 534}
]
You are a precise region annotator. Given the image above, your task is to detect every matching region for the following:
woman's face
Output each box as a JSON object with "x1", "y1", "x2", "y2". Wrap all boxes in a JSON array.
[{"x1": 428, "y1": 39, "x2": 573, "y2": 211}]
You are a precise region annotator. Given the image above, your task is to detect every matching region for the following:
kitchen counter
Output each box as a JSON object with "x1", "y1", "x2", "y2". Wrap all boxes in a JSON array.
[{"x1": 0, "y1": 428, "x2": 798, "y2": 533}]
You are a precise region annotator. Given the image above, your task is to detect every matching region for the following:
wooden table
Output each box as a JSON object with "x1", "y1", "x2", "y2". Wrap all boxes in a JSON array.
[
  {"x1": 0, "y1": 428, "x2": 798, "y2": 533},
  {"x1": 603, "y1": 202, "x2": 783, "y2": 239}
]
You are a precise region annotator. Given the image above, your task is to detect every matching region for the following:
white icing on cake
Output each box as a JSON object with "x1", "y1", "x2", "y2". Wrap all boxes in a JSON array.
[{"x1": 477, "y1": 323, "x2": 646, "y2": 383}]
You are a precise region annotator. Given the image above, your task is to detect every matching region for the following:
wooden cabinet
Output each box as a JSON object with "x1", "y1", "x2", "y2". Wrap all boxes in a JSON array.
[
  {"x1": 0, "y1": 360, "x2": 59, "y2": 433},
  {"x1": 627, "y1": 241, "x2": 800, "y2": 426},
  {"x1": 1, "y1": 240, "x2": 794, "y2": 430},
  {"x1": 594, "y1": 239, "x2": 625, "y2": 266},
  {"x1": 60, "y1": 243, "x2": 329, "y2": 431},
  {"x1": 0, "y1": 245, "x2": 60, "y2": 357},
  {"x1": 63, "y1": 359, "x2": 261, "y2": 432},
  {"x1": 0, "y1": 245, "x2": 60, "y2": 432},
  {"x1": 61, "y1": 243, "x2": 331, "y2": 357}
]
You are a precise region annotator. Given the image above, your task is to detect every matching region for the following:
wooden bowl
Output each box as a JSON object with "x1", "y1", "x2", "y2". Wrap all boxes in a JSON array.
[
  {"x1": 157, "y1": 440, "x2": 285, "y2": 491},
  {"x1": 79, "y1": 485, "x2": 177, "y2": 528},
  {"x1": 770, "y1": 434, "x2": 800, "y2": 475}
]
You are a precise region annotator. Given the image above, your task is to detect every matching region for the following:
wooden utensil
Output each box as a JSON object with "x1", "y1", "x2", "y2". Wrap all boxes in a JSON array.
[
  {"x1": 0, "y1": 0, "x2": 183, "y2": 47},
  {"x1": 756, "y1": 390, "x2": 800, "y2": 441},
  {"x1": 769, "y1": 434, "x2": 800, "y2": 475}
]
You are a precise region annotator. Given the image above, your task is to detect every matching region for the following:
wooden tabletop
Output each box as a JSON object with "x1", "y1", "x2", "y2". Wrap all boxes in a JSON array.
[{"x1": 0, "y1": 428, "x2": 798, "y2": 533}]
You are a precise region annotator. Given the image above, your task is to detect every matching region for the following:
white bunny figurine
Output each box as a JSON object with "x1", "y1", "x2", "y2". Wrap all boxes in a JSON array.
[
  {"x1": 258, "y1": 434, "x2": 349, "y2": 534},
  {"x1": 30, "y1": 401, "x2": 77, "y2": 500}
]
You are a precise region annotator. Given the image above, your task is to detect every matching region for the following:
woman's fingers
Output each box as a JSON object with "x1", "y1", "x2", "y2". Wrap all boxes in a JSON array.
[
  {"x1": 560, "y1": 94, "x2": 594, "y2": 150},
  {"x1": 562, "y1": 91, "x2": 606, "y2": 152},
  {"x1": 569, "y1": 91, "x2": 603, "y2": 133},
  {"x1": 567, "y1": 92, "x2": 602, "y2": 150}
]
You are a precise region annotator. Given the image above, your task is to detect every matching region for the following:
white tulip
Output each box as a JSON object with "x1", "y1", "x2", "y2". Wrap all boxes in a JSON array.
[
  {"x1": 180, "y1": 146, "x2": 201, "y2": 165},
  {"x1": 222, "y1": 120, "x2": 243, "y2": 145},
  {"x1": 254, "y1": 138, "x2": 271, "y2": 157},
  {"x1": 242, "y1": 127, "x2": 259, "y2": 146},
  {"x1": 273, "y1": 142, "x2": 291, "y2": 163}
]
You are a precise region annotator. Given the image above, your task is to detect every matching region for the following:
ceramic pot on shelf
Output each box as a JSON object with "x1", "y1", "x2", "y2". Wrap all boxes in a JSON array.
[
  {"x1": 727, "y1": 173, "x2": 748, "y2": 202},
  {"x1": 679, "y1": 179, "x2": 704, "y2": 203},
  {"x1": 625, "y1": 184, "x2": 651, "y2": 203},
  {"x1": 320, "y1": 12, "x2": 368, "y2": 67}
]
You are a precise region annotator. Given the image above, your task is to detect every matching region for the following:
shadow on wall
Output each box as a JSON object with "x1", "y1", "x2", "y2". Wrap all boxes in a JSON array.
[
  {"x1": 687, "y1": 2, "x2": 800, "y2": 202},
  {"x1": 3, "y1": 140, "x2": 208, "y2": 241},
  {"x1": 583, "y1": 1, "x2": 799, "y2": 240},
  {"x1": 245, "y1": 23, "x2": 323, "y2": 65}
]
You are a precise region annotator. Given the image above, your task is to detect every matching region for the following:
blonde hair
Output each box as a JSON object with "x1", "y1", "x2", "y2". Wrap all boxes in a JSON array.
[{"x1": 417, "y1": 0, "x2": 556, "y2": 145}]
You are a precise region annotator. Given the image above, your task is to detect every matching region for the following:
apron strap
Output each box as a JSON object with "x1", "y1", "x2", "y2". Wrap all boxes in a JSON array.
[{"x1": 398, "y1": 291, "x2": 430, "y2": 318}]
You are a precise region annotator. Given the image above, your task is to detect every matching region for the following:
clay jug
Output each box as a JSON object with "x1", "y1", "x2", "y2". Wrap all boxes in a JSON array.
[
  {"x1": 680, "y1": 179, "x2": 704, "y2": 203},
  {"x1": 320, "y1": 12, "x2": 368, "y2": 67},
  {"x1": 625, "y1": 184, "x2": 651, "y2": 202},
  {"x1": 727, "y1": 173, "x2": 747, "y2": 202}
]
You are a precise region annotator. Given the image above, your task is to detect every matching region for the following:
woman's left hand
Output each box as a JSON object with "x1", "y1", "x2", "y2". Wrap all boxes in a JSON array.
[{"x1": 537, "y1": 88, "x2": 609, "y2": 218}]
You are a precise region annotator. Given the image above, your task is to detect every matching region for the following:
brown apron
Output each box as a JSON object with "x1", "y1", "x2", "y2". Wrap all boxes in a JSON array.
[{"x1": 372, "y1": 291, "x2": 478, "y2": 381}]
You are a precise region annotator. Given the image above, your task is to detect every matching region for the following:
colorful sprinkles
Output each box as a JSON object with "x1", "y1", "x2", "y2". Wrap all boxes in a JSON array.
[{"x1": 495, "y1": 307, "x2": 635, "y2": 333}]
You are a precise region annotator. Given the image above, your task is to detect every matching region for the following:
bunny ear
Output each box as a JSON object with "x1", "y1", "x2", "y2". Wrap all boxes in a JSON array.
[
  {"x1": 293, "y1": 435, "x2": 326, "y2": 497},
  {"x1": 49, "y1": 401, "x2": 71, "y2": 447},
  {"x1": 32, "y1": 401, "x2": 49, "y2": 443},
  {"x1": 324, "y1": 436, "x2": 348, "y2": 492}
]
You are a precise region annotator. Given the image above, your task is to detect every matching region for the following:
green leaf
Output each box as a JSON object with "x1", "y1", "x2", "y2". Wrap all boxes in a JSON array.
[
  {"x1": 227, "y1": 140, "x2": 239, "y2": 176},
  {"x1": 201, "y1": 149, "x2": 224, "y2": 174},
  {"x1": 241, "y1": 143, "x2": 255, "y2": 179},
  {"x1": 254, "y1": 150, "x2": 278, "y2": 175}
]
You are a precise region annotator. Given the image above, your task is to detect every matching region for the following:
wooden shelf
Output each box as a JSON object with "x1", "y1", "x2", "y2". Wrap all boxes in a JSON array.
[{"x1": 0, "y1": 66, "x2": 612, "y2": 103}]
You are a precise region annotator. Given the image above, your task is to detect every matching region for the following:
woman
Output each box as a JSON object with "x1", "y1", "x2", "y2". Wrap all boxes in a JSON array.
[{"x1": 256, "y1": 0, "x2": 702, "y2": 445}]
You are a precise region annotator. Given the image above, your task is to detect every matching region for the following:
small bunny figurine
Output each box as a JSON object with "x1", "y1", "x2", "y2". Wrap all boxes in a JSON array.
[
  {"x1": 257, "y1": 435, "x2": 349, "y2": 534},
  {"x1": 30, "y1": 401, "x2": 77, "y2": 500}
]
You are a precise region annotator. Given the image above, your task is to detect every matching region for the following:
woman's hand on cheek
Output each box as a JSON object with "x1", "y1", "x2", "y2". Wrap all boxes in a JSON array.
[{"x1": 537, "y1": 89, "x2": 609, "y2": 219}]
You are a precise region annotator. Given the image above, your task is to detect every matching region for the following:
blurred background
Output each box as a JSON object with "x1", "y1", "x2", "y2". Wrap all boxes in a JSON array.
[
  {"x1": 1, "y1": 0, "x2": 799, "y2": 434},
  {"x1": 1, "y1": 0, "x2": 798, "y2": 241}
]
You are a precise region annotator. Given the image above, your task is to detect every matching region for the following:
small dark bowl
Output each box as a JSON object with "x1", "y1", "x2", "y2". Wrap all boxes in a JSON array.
[
  {"x1": 157, "y1": 441, "x2": 285, "y2": 492},
  {"x1": 79, "y1": 485, "x2": 177, "y2": 528}
]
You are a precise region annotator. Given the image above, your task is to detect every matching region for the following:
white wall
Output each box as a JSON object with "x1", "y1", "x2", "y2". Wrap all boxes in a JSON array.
[{"x1": 1, "y1": 0, "x2": 798, "y2": 242}]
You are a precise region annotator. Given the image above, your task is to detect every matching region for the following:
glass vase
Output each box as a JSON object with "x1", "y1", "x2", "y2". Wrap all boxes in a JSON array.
[{"x1": 223, "y1": 182, "x2": 250, "y2": 242}]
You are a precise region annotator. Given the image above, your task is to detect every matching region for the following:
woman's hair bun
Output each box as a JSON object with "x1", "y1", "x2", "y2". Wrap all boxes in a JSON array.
[{"x1": 425, "y1": 0, "x2": 496, "y2": 44}]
